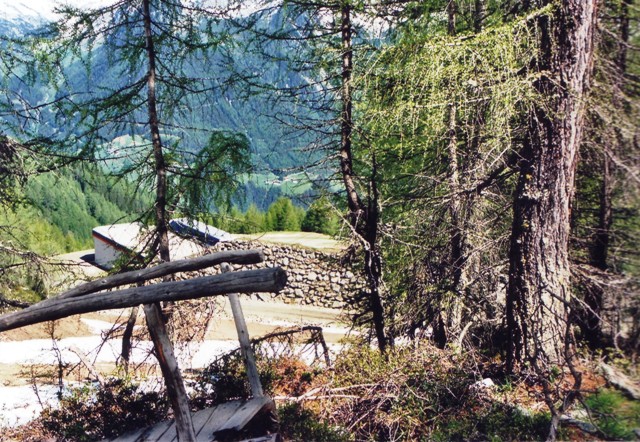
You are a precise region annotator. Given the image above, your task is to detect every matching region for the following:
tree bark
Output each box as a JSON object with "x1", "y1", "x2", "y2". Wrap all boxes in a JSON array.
[
  {"x1": 339, "y1": 1, "x2": 387, "y2": 353},
  {"x1": 142, "y1": 1, "x2": 193, "y2": 438},
  {"x1": 473, "y1": 0, "x2": 485, "y2": 33},
  {"x1": 506, "y1": 0, "x2": 598, "y2": 370}
]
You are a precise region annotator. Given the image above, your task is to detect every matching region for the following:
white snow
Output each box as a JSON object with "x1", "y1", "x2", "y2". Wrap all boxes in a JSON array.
[{"x1": 0, "y1": 332, "x2": 344, "y2": 427}]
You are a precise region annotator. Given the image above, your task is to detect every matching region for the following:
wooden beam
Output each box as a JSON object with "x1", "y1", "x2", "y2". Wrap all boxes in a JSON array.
[
  {"x1": 0, "y1": 267, "x2": 287, "y2": 333},
  {"x1": 49, "y1": 249, "x2": 265, "y2": 302},
  {"x1": 144, "y1": 303, "x2": 196, "y2": 441},
  {"x1": 222, "y1": 263, "x2": 264, "y2": 398}
]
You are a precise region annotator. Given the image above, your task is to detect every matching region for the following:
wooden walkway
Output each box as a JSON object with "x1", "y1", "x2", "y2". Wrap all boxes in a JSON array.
[{"x1": 107, "y1": 396, "x2": 278, "y2": 442}]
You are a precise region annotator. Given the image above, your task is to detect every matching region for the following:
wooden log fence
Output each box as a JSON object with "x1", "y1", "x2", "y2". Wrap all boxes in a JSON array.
[
  {"x1": 0, "y1": 249, "x2": 287, "y2": 441},
  {"x1": 0, "y1": 267, "x2": 286, "y2": 333},
  {"x1": 48, "y1": 249, "x2": 265, "y2": 303}
]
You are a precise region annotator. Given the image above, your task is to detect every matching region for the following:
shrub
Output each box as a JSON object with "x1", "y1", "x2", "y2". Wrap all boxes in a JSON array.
[
  {"x1": 279, "y1": 403, "x2": 351, "y2": 442},
  {"x1": 584, "y1": 389, "x2": 640, "y2": 440},
  {"x1": 40, "y1": 378, "x2": 169, "y2": 441},
  {"x1": 302, "y1": 197, "x2": 339, "y2": 235},
  {"x1": 321, "y1": 345, "x2": 552, "y2": 441},
  {"x1": 191, "y1": 351, "x2": 322, "y2": 409}
]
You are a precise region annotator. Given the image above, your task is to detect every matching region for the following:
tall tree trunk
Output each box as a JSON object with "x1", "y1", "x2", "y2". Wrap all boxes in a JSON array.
[
  {"x1": 473, "y1": 0, "x2": 485, "y2": 33},
  {"x1": 339, "y1": 1, "x2": 386, "y2": 353},
  {"x1": 442, "y1": 0, "x2": 466, "y2": 346},
  {"x1": 585, "y1": 0, "x2": 631, "y2": 347},
  {"x1": 591, "y1": 154, "x2": 613, "y2": 270},
  {"x1": 143, "y1": 1, "x2": 196, "y2": 439},
  {"x1": 591, "y1": 0, "x2": 630, "y2": 271},
  {"x1": 506, "y1": 0, "x2": 598, "y2": 370},
  {"x1": 447, "y1": 0, "x2": 457, "y2": 35}
]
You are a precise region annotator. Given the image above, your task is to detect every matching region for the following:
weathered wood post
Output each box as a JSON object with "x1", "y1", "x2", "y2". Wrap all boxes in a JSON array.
[
  {"x1": 222, "y1": 263, "x2": 264, "y2": 398},
  {"x1": 144, "y1": 303, "x2": 196, "y2": 441}
]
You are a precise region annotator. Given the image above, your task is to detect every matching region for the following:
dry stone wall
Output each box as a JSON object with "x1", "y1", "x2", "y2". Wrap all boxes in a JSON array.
[{"x1": 208, "y1": 241, "x2": 362, "y2": 309}]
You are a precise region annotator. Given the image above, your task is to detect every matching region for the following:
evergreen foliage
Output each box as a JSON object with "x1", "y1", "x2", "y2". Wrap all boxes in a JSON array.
[
  {"x1": 302, "y1": 197, "x2": 339, "y2": 235},
  {"x1": 24, "y1": 166, "x2": 152, "y2": 246},
  {"x1": 265, "y1": 197, "x2": 305, "y2": 232}
]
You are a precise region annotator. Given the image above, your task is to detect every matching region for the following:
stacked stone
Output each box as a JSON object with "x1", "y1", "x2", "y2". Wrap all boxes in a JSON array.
[{"x1": 208, "y1": 241, "x2": 362, "y2": 309}]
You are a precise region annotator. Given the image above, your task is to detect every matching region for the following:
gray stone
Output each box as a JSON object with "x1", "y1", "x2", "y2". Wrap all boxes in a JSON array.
[
  {"x1": 600, "y1": 362, "x2": 640, "y2": 400},
  {"x1": 559, "y1": 415, "x2": 598, "y2": 434}
]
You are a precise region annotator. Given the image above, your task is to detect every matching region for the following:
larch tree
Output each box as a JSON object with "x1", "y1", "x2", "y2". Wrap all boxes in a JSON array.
[
  {"x1": 221, "y1": 0, "x2": 396, "y2": 352},
  {"x1": 505, "y1": 0, "x2": 598, "y2": 371},
  {"x1": 358, "y1": 0, "x2": 536, "y2": 349},
  {"x1": 28, "y1": 1, "x2": 251, "y2": 438}
]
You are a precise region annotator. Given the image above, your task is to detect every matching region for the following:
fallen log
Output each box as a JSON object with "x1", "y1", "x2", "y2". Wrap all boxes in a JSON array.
[
  {"x1": 52, "y1": 249, "x2": 265, "y2": 301},
  {"x1": 0, "y1": 267, "x2": 287, "y2": 333}
]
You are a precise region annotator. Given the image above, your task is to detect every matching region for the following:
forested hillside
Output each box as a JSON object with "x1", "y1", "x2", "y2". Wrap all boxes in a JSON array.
[
  {"x1": 0, "y1": 0, "x2": 638, "y2": 440},
  {"x1": 24, "y1": 166, "x2": 153, "y2": 249}
]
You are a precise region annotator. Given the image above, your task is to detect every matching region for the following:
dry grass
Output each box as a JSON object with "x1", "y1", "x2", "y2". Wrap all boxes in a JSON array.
[{"x1": 232, "y1": 231, "x2": 347, "y2": 253}]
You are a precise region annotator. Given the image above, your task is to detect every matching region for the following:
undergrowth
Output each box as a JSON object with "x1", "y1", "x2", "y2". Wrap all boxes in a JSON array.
[
  {"x1": 584, "y1": 389, "x2": 640, "y2": 440},
  {"x1": 9, "y1": 342, "x2": 637, "y2": 442},
  {"x1": 39, "y1": 378, "x2": 168, "y2": 441},
  {"x1": 314, "y1": 344, "x2": 551, "y2": 441}
]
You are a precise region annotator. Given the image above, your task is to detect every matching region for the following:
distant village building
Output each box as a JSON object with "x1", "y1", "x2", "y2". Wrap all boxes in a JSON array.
[{"x1": 92, "y1": 220, "x2": 230, "y2": 269}]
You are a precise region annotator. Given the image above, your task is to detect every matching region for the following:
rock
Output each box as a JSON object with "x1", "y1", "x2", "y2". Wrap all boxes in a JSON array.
[
  {"x1": 559, "y1": 415, "x2": 598, "y2": 434},
  {"x1": 599, "y1": 362, "x2": 640, "y2": 400},
  {"x1": 307, "y1": 272, "x2": 318, "y2": 281},
  {"x1": 471, "y1": 378, "x2": 495, "y2": 389}
]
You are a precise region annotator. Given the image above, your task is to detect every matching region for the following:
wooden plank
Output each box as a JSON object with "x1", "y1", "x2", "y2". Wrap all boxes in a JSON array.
[
  {"x1": 157, "y1": 425, "x2": 177, "y2": 442},
  {"x1": 188, "y1": 407, "x2": 219, "y2": 440},
  {"x1": 138, "y1": 420, "x2": 173, "y2": 441},
  {"x1": 144, "y1": 304, "x2": 195, "y2": 442},
  {"x1": 107, "y1": 427, "x2": 146, "y2": 442},
  {"x1": 164, "y1": 403, "x2": 241, "y2": 442},
  {"x1": 0, "y1": 267, "x2": 287, "y2": 332},
  {"x1": 217, "y1": 396, "x2": 274, "y2": 433},
  {"x1": 239, "y1": 435, "x2": 278, "y2": 442},
  {"x1": 197, "y1": 401, "x2": 245, "y2": 441},
  {"x1": 222, "y1": 263, "x2": 263, "y2": 398},
  {"x1": 52, "y1": 249, "x2": 265, "y2": 301}
]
